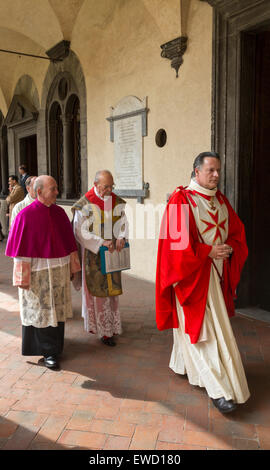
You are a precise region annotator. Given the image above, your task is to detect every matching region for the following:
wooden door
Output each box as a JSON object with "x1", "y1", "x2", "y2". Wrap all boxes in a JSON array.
[
  {"x1": 19, "y1": 134, "x2": 37, "y2": 176},
  {"x1": 251, "y1": 32, "x2": 270, "y2": 310},
  {"x1": 238, "y1": 31, "x2": 270, "y2": 311}
]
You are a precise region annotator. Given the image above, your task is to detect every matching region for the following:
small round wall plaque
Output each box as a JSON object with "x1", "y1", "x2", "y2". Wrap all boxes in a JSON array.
[{"x1": 155, "y1": 129, "x2": 167, "y2": 147}]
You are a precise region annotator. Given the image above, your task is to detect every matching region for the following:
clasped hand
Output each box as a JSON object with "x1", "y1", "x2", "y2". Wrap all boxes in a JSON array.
[
  {"x1": 209, "y1": 243, "x2": 233, "y2": 259},
  {"x1": 103, "y1": 239, "x2": 125, "y2": 253}
]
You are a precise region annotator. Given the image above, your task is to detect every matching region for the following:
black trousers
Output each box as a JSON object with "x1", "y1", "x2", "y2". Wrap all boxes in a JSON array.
[{"x1": 22, "y1": 322, "x2": 65, "y2": 357}]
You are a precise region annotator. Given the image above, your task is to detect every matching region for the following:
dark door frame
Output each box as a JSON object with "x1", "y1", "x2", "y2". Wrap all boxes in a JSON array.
[
  {"x1": 202, "y1": 0, "x2": 270, "y2": 207},
  {"x1": 202, "y1": 0, "x2": 270, "y2": 308}
]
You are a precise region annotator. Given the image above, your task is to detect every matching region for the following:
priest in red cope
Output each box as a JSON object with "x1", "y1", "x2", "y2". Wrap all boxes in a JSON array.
[
  {"x1": 5, "y1": 175, "x2": 81, "y2": 370},
  {"x1": 156, "y1": 152, "x2": 250, "y2": 413},
  {"x1": 71, "y1": 170, "x2": 127, "y2": 347}
]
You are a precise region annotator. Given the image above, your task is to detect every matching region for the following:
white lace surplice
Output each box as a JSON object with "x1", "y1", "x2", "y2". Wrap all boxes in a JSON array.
[{"x1": 14, "y1": 253, "x2": 80, "y2": 328}]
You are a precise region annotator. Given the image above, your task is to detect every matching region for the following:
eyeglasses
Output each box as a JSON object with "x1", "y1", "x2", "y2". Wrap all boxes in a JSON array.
[{"x1": 99, "y1": 184, "x2": 115, "y2": 190}]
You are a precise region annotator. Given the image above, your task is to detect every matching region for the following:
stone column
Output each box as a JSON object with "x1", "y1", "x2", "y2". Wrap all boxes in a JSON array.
[
  {"x1": 0, "y1": 136, "x2": 2, "y2": 195},
  {"x1": 0, "y1": 127, "x2": 8, "y2": 236},
  {"x1": 49, "y1": 120, "x2": 58, "y2": 181},
  {"x1": 1, "y1": 127, "x2": 8, "y2": 196},
  {"x1": 61, "y1": 114, "x2": 73, "y2": 199}
]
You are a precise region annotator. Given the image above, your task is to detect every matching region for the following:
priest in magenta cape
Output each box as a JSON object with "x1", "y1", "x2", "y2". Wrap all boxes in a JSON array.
[
  {"x1": 156, "y1": 152, "x2": 250, "y2": 413},
  {"x1": 5, "y1": 175, "x2": 81, "y2": 370},
  {"x1": 71, "y1": 170, "x2": 128, "y2": 347}
]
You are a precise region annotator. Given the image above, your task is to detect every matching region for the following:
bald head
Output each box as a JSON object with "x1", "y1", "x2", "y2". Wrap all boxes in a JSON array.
[
  {"x1": 34, "y1": 175, "x2": 59, "y2": 206},
  {"x1": 94, "y1": 170, "x2": 115, "y2": 198},
  {"x1": 94, "y1": 170, "x2": 113, "y2": 183}
]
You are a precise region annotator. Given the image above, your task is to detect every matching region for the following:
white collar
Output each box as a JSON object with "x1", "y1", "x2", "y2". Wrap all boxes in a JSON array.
[
  {"x1": 26, "y1": 194, "x2": 35, "y2": 203},
  {"x1": 188, "y1": 179, "x2": 217, "y2": 197}
]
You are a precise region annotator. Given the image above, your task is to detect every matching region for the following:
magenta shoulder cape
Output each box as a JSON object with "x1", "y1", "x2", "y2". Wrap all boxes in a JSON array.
[{"x1": 5, "y1": 199, "x2": 78, "y2": 258}]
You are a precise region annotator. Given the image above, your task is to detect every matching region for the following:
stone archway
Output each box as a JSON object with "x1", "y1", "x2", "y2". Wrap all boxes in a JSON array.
[
  {"x1": 4, "y1": 94, "x2": 38, "y2": 177},
  {"x1": 3, "y1": 75, "x2": 40, "y2": 180},
  {"x1": 0, "y1": 110, "x2": 8, "y2": 195}
]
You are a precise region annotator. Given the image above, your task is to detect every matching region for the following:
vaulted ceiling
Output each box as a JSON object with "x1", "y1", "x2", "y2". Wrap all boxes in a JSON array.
[
  {"x1": 0, "y1": 0, "x2": 87, "y2": 113},
  {"x1": 0, "y1": 0, "x2": 199, "y2": 116}
]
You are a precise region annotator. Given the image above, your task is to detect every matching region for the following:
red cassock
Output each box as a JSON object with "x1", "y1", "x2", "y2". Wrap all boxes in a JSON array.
[{"x1": 155, "y1": 186, "x2": 248, "y2": 344}]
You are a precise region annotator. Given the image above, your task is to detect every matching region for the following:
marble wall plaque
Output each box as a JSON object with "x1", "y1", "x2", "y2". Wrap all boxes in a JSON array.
[
  {"x1": 114, "y1": 114, "x2": 142, "y2": 190},
  {"x1": 107, "y1": 96, "x2": 147, "y2": 191}
]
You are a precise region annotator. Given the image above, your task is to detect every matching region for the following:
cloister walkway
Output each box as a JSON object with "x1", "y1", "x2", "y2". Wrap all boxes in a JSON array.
[{"x1": 0, "y1": 241, "x2": 269, "y2": 450}]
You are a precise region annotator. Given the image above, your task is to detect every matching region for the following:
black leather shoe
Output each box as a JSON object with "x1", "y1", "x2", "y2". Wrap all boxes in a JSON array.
[
  {"x1": 101, "y1": 336, "x2": 116, "y2": 347},
  {"x1": 211, "y1": 397, "x2": 237, "y2": 413},
  {"x1": 44, "y1": 356, "x2": 59, "y2": 370}
]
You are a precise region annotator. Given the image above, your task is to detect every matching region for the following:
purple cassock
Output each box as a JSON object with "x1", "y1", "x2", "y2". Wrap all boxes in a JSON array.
[{"x1": 5, "y1": 199, "x2": 77, "y2": 258}]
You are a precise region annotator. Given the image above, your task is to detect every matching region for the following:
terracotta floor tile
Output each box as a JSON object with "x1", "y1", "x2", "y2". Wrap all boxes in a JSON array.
[
  {"x1": 156, "y1": 441, "x2": 207, "y2": 450},
  {"x1": 232, "y1": 438, "x2": 260, "y2": 450},
  {"x1": 144, "y1": 401, "x2": 186, "y2": 417},
  {"x1": 210, "y1": 418, "x2": 256, "y2": 439},
  {"x1": 256, "y1": 425, "x2": 270, "y2": 450},
  {"x1": 66, "y1": 409, "x2": 95, "y2": 431},
  {"x1": 95, "y1": 403, "x2": 121, "y2": 420},
  {"x1": 183, "y1": 429, "x2": 233, "y2": 450},
  {"x1": 130, "y1": 424, "x2": 160, "y2": 450},
  {"x1": 185, "y1": 403, "x2": 209, "y2": 432},
  {"x1": 58, "y1": 429, "x2": 107, "y2": 449},
  {"x1": 1, "y1": 245, "x2": 270, "y2": 450},
  {"x1": 117, "y1": 409, "x2": 145, "y2": 424},
  {"x1": 120, "y1": 398, "x2": 145, "y2": 411},
  {"x1": 29, "y1": 441, "x2": 65, "y2": 450},
  {"x1": 34, "y1": 415, "x2": 70, "y2": 442},
  {"x1": 158, "y1": 415, "x2": 185, "y2": 444},
  {"x1": 0, "y1": 418, "x2": 18, "y2": 438},
  {"x1": 103, "y1": 435, "x2": 131, "y2": 450},
  {"x1": 3, "y1": 425, "x2": 38, "y2": 450},
  {"x1": 5, "y1": 410, "x2": 48, "y2": 429},
  {"x1": 0, "y1": 397, "x2": 18, "y2": 413},
  {"x1": 89, "y1": 418, "x2": 135, "y2": 437}
]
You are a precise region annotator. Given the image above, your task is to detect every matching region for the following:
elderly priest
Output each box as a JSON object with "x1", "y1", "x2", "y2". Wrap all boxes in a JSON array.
[
  {"x1": 5, "y1": 175, "x2": 81, "y2": 370},
  {"x1": 72, "y1": 170, "x2": 127, "y2": 347}
]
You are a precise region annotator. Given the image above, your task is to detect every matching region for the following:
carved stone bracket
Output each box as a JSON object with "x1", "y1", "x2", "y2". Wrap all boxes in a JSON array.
[
  {"x1": 46, "y1": 40, "x2": 70, "y2": 62},
  {"x1": 160, "y1": 36, "x2": 188, "y2": 78}
]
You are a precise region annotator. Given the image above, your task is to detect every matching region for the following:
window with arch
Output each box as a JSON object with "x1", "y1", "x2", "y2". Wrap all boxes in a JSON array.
[{"x1": 47, "y1": 73, "x2": 81, "y2": 200}]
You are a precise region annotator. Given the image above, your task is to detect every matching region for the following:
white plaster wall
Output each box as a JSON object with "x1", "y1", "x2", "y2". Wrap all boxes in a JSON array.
[
  {"x1": 72, "y1": 0, "x2": 213, "y2": 282},
  {"x1": 0, "y1": 0, "x2": 213, "y2": 287}
]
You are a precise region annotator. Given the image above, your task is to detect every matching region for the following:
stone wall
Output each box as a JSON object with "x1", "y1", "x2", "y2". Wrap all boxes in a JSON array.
[{"x1": 0, "y1": 0, "x2": 213, "y2": 288}]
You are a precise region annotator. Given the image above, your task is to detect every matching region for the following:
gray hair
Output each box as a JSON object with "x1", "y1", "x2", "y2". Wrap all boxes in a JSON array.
[
  {"x1": 25, "y1": 176, "x2": 36, "y2": 188},
  {"x1": 94, "y1": 170, "x2": 113, "y2": 183},
  {"x1": 191, "y1": 151, "x2": 221, "y2": 179},
  {"x1": 33, "y1": 176, "x2": 44, "y2": 195}
]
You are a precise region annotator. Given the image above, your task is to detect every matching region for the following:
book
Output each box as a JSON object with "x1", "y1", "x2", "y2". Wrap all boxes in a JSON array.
[{"x1": 100, "y1": 242, "x2": 131, "y2": 274}]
